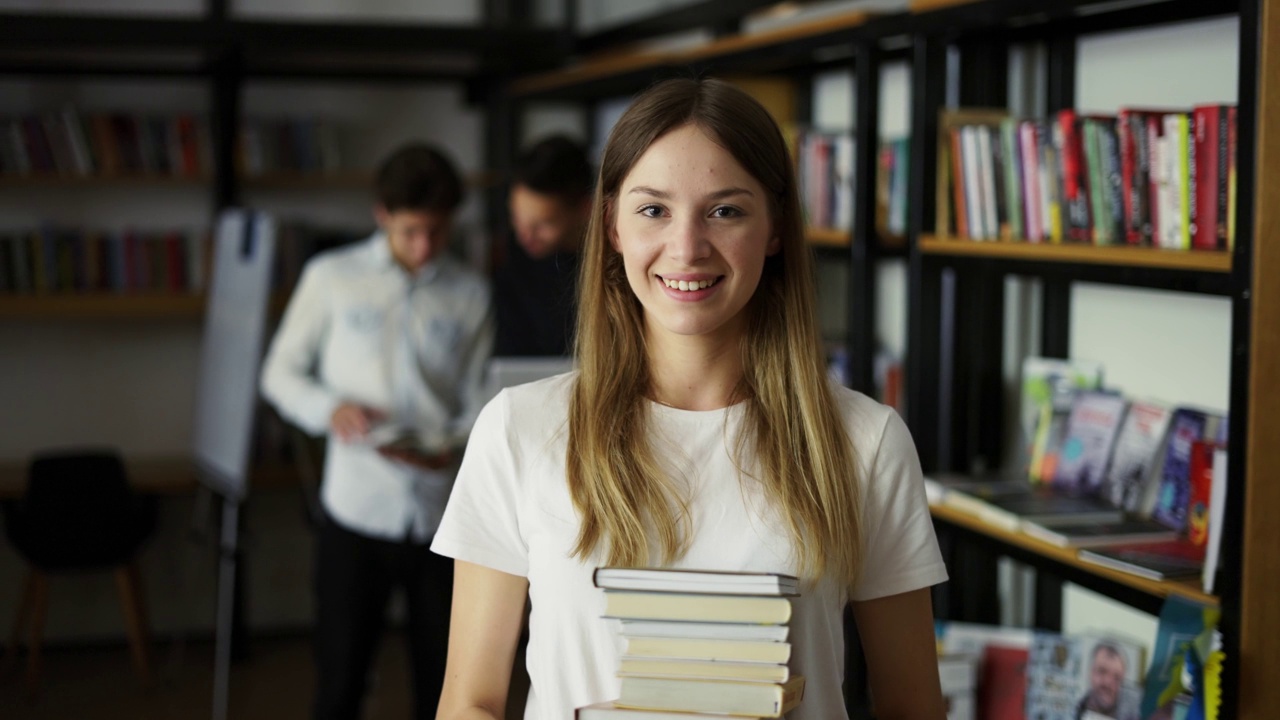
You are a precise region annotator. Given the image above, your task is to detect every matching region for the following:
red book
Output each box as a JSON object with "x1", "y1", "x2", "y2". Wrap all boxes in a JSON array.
[
  {"x1": 1192, "y1": 106, "x2": 1219, "y2": 250},
  {"x1": 979, "y1": 645, "x2": 1028, "y2": 720},
  {"x1": 1187, "y1": 440, "x2": 1219, "y2": 547},
  {"x1": 1058, "y1": 110, "x2": 1091, "y2": 244}
]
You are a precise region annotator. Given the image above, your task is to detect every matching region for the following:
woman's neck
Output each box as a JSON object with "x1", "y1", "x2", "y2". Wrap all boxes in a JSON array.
[{"x1": 645, "y1": 327, "x2": 744, "y2": 412}]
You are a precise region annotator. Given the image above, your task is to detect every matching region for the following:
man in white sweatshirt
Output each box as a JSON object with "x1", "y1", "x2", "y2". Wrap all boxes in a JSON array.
[{"x1": 260, "y1": 143, "x2": 493, "y2": 720}]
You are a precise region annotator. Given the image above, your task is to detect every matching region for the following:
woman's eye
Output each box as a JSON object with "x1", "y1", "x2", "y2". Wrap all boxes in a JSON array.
[
  {"x1": 711, "y1": 206, "x2": 742, "y2": 219},
  {"x1": 638, "y1": 205, "x2": 664, "y2": 218}
]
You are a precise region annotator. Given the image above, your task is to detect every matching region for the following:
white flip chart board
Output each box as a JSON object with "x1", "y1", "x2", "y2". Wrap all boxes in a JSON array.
[{"x1": 192, "y1": 210, "x2": 276, "y2": 501}]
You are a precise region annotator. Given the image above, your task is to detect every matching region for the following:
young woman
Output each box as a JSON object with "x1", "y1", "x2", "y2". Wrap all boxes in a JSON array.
[{"x1": 431, "y1": 78, "x2": 948, "y2": 720}]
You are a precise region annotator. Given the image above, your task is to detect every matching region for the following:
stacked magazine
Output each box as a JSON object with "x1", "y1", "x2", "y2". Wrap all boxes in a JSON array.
[{"x1": 577, "y1": 568, "x2": 804, "y2": 719}]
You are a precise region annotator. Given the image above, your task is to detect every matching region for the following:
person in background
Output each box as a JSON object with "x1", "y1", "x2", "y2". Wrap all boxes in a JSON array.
[
  {"x1": 259, "y1": 143, "x2": 494, "y2": 720},
  {"x1": 432, "y1": 78, "x2": 949, "y2": 720},
  {"x1": 494, "y1": 134, "x2": 592, "y2": 356}
]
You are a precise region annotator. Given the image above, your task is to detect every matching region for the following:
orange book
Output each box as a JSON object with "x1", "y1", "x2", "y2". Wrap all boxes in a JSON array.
[{"x1": 951, "y1": 127, "x2": 968, "y2": 238}]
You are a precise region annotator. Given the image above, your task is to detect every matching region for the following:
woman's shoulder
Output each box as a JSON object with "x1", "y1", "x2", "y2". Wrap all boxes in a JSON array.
[
  {"x1": 484, "y1": 370, "x2": 577, "y2": 439},
  {"x1": 826, "y1": 381, "x2": 905, "y2": 453}
]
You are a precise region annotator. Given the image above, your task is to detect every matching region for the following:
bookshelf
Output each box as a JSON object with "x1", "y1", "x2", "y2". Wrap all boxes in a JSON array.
[{"x1": 895, "y1": 1, "x2": 1274, "y2": 717}]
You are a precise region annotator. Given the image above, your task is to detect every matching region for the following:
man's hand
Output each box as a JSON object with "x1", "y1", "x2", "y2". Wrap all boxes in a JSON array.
[
  {"x1": 330, "y1": 403, "x2": 386, "y2": 442},
  {"x1": 379, "y1": 447, "x2": 456, "y2": 470}
]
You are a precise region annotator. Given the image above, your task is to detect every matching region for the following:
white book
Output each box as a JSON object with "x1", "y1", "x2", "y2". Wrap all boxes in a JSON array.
[
  {"x1": 619, "y1": 620, "x2": 790, "y2": 642},
  {"x1": 962, "y1": 126, "x2": 984, "y2": 239},
  {"x1": 594, "y1": 568, "x2": 798, "y2": 596},
  {"x1": 977, "y1": 126, "x2": 999, "y2": 241}
]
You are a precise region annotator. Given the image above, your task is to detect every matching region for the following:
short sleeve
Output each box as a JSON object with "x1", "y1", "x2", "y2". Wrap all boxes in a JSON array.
[
  {"x1": 431, "y1": 390, "x2": 530, "y2": 577},
  {"x1": 851, "y1": 410, "x2": 949, "y2": 601}
]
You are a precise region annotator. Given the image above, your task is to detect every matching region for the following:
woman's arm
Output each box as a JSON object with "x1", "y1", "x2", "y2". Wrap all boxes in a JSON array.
[
  {"x1": 850, "y1": 587, "x2": 948, "y2": 720},
  {"x1": 436, "y1": 561, "x2": 530, "y2": 720}
]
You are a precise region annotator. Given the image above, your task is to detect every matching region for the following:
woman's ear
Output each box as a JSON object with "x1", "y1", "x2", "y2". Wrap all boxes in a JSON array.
[{"x1": 766, "y1": 235, "x2": 782, "y2": 256}]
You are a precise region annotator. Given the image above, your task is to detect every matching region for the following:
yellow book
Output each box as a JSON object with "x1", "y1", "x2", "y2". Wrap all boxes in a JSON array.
[
  {"x1": 623, "y1": 636, "x2": 791, "y2": 664},
  {"x1": 616, "y1": 674, "x2": 805, "y2": 718},
  {"x1": 619, "y1": 657, "x2": 791, "y2": 683},
  {"x1": 603, "y1": 591, "x2": 792, "y2": 624}
]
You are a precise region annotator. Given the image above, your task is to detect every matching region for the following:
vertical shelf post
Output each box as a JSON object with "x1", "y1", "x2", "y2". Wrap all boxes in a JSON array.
[{"x1": 849, "y1": 40, "x2": 881, "y2": 397}]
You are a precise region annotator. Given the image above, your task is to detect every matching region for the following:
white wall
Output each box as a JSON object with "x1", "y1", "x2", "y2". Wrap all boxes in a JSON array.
[{"x1": 233, "y1": 0, "x2": 479, "y2": 24}]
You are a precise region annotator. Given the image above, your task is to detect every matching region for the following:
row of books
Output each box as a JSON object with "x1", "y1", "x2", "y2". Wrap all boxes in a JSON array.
[
  {"x1": 0, "y1": 227, "x2": 209, "y2": 295},
  {"x1": 877, "y1": 137, "x2": 910, "y2": 238},
  {"x1": 0, "y1": 111, "x2": 349, "y2": 180},
  {"x1": 579, "y1": 568, "x2": 804, "y2": 719},
  {"x1": 795, "y1": 129, "x2": 855, "y2": 232},
  {"x1": 935, "y1": 604, "x2": 1220, "y2": 720},
  {"x1": 928, "y1": 356, "x2": 1230, "y2": 591},
  {"x1": 0, "y1": 111, "x2": 212, "y2": 179},
  {"x1": 940, "y1": 105, "x2": 1237, "y2": 250},
  {"x1": 793, "y1": 131, "x2": 912, "y2": 239},
  {"x1": 951, "y1": 627, "x2": 1144, "y2": 720},
  {"x1": 0, "y1": 221, "x2": 363, "y2": 297},
  {"x1": 239, "y1": 118, "x2": 344, "y2": 176}
]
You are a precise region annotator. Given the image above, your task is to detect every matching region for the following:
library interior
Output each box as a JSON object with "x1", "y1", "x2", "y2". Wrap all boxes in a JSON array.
[{"x1": 0, "y1": 0, "x2": 1277, "y2": 719}]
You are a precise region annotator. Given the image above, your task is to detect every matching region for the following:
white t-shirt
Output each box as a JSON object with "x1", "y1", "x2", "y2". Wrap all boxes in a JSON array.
[{"x1": 431, "y1": 373, "x2": 947, "y2": 720}]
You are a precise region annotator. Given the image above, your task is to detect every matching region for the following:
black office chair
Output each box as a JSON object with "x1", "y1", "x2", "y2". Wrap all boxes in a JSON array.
[{"x1": 1, "y1": 449, "x2": 158, "y2": 695}]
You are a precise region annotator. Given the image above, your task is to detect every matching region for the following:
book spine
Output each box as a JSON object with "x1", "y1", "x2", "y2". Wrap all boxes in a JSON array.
[
  {"x1": 1215, "y1": 105, "x2": 1230, "y2": 250},
  {"x1": 1193, "y1": 106, "x2": 1217, "y2": 250},
  {"x1": 1119, "y1": 110, "x2": 1139, "y2": 244},
  {"x1": 1003, "y1": 119, "x2": 1023, "y2": 241},
  {"x1": 951, "y1": 127, "x2": 968, "y2": 239},
  {"x1": 1227, "y1": 106, "x2": 1237, "y2": 250}
]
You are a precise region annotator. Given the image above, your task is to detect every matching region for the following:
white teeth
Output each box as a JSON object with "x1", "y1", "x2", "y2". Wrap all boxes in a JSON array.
[{"x1": 661, "y1": 277, "x2": 717, "y2": 291}]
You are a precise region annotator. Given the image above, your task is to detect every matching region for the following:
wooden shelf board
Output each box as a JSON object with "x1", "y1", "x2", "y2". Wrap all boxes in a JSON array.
[
  {"x1": 909, "y1": 0, "x2": 980, "y2": 11},
  {"x1": 241, "y1": 171, "x2": 373, "y2": 190},
  {"x1": 0, "y1": 292, "x2": 289, "y2": 319},
  {"x1": 806, "y1": 227, "x2": 851, "y2": 247},
  {"x1": 512, "y1": 10, "x2": 872, "y2": 97},
  {"x1": 0, "y1": 174, "x2": 209, "y2": 188},
  {"x1": 0, "y1": 294, "x2": 207, "y2": 319},
  {"x1": 919, "y1": 235, "x2": 1233, "y2": 272},
  {"x1": 930, "y1": 503, "x2": 1219, "y2": 607},
  {"x1": 681, "y1": 10, "x2": 873, "y2": 62},
  {"x1": 510, "y1": 48, "x2": 675, "y2": 95},
  {"x1": 0, "y1": 456, "x2": 300, "y2": 499}
]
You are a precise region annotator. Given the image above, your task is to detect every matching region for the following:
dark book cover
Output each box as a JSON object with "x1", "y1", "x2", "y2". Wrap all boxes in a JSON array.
[
  {"x1": 1023, "y1": 517, "x2": 1177, "y2": 548},
  {"x1": 1079, "y1": 539, "x2": 1205, "y2": 581}
]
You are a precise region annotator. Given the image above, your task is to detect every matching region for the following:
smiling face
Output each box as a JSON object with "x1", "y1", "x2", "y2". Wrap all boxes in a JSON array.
[{"x1": 609, "y1": 123, "x2": 779, "y2": 348}]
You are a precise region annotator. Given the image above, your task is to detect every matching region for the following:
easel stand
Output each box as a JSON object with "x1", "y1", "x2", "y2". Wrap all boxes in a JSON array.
[{"x1": 212, "y1": 494, "x2": 239, "y2": 720}]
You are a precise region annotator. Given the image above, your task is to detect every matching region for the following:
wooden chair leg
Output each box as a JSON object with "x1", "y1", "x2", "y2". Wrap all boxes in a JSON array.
[
  {"x1": 2, "y1": 569, "x2": 38, "y2": 678},
  {"x1": 24, "y1": 571, "x2": 49, "y2": 698},
  {"x1": 114, "y1": 564, "x2": 153, "y2": 687}
]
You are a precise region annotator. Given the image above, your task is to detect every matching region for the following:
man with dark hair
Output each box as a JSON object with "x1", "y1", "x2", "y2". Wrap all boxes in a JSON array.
[
  {"x1": 1077, "y1": 642, "x2": 1140, "y2": 720},
  {"x1": 495, "y1": 134, "x2": 593, "y2": 356},
  {"x1": 261, "y1": 142, "x2": 493, "y2": 720}
]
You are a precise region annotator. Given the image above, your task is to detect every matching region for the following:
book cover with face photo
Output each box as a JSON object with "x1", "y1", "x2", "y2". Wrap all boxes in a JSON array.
[{"x1": 1026, "y1": 634, "x2": 1144, "y2": 720}]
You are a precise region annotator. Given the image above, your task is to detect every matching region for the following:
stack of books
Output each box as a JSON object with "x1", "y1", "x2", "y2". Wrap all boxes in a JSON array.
[{"x1": 577, "y1": 568, "x2": 805, "y2": 719}]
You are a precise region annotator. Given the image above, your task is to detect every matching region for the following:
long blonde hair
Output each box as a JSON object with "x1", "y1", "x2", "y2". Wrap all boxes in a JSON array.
[{"x1": 567, "y1": 78, "x2": 861, "y2": 587}]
